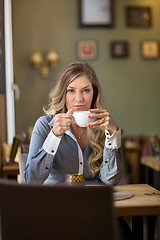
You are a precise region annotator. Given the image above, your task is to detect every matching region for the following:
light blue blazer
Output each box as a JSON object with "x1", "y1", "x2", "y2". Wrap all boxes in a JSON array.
[{"x1": 24, "y1": 115, "x2": 123, "y2": 185}]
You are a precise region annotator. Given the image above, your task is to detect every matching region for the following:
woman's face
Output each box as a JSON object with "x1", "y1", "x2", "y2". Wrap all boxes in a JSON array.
[{"x1": 66, "y1": 75, "x2": 94, "y2": 111}]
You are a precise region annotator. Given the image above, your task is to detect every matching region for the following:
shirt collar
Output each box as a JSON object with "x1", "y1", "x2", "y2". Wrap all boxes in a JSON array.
[{"x1": 49, "y1": 116, "x2": 55, "y2": 127}]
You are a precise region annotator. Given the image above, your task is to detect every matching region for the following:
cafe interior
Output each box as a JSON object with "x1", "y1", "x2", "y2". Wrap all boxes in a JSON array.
[{"x1": 0, "y1": 0, "x2": 160, "y2": 239}]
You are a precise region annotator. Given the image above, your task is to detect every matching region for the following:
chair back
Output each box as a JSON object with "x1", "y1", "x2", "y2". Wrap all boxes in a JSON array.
[
  {"x1": 0, "y1": 180, "x2": 118, "y2": 240},
  {"x1": 18, "y1": 153, "x2": 28, "y2": 183}
]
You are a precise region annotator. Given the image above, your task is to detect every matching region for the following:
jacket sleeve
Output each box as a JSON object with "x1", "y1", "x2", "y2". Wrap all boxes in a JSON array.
[
  {"x1": 99, "y1": 129, "x2": 124, "y2": 185},
  {"x1": 24, "y1": 116, "x2": 61, "y2": 184}
]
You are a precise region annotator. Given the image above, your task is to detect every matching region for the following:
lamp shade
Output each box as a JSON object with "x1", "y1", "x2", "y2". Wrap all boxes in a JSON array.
[
  {"x1": 46, "y1": 49, "x2": 59, "y2": 67},
  {"x1": 30, "y1": 50, "x2": 43, "y2": 67}
]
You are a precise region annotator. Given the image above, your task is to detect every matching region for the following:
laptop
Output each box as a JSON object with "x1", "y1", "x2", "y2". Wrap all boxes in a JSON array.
[{"x1": 0, "y1": 180, "x2": 118, "y2": 240}]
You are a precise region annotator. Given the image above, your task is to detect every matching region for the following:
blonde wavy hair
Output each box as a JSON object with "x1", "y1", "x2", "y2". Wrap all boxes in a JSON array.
[{"x1": 44, "y1": 62, "x2": 106, "y2": 175}]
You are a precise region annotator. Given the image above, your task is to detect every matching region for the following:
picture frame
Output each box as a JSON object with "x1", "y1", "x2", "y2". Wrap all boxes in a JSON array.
[
  {"x1": 111, "y1": 41, "x2": 129, "y2": 58},
  {"x1": 79, "y1": 0, "x2": 113, "y2": 27},
  {"x1": 141, "y1": 40, "x2": 159, "y2": 59},
  {"x1": 126, "y1": 6, "x2": 151, "y2": 27},
  {"x1": 77, "y1": 40, "x2": 98, "y2": 60}
]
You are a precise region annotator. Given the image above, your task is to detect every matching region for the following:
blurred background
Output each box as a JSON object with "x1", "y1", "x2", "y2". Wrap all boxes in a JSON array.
[
  {"x1": 0, "y1": 3, "x2": 160, "y2": 238},
  {"x1": 0, "y1": 0, "x2": 160, "y2": 188},
  {"x1": 11, "y1": 0, "x2": 160, "y2": 135}
]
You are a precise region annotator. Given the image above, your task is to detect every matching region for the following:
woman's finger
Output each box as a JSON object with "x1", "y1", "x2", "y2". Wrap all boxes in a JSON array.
[
  {"x1": 52, "y1": 113, "x2": 72, "y2": 136},
  {"x1": 88, "y1": 109, "x2": 109, "y2": 120}
]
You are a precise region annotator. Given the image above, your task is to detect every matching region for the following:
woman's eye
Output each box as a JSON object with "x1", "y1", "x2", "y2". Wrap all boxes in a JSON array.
[
  {"x1": 83, "y1": 89, "x2": 90, "y2": 93},
  {"x1": 67, "y1": 89, "x2": 74, "y2": 93}
]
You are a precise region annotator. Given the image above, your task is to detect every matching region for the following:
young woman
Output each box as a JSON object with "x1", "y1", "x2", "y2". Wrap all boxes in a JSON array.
[{"x1": 24, "y1": 62, "x2": 123, "y2": 185}]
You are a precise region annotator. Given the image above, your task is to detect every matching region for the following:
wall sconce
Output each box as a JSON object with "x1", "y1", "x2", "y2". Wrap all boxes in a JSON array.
[{"x1": 30, "y1": 48, "x2": 59, "y2": 78}]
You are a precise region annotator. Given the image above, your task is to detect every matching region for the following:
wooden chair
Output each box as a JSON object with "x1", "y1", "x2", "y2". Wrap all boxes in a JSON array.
[
  {"x1": 0, "y1": 138, "x2": 20, "y2": 178},
  {"x1": 0, "y1": 180, "x2": 118, "y2": 240}
]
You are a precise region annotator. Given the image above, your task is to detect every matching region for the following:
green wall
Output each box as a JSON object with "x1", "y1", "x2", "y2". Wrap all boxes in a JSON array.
[{"x1": 12, "y1": 0, "x2": 160, "y2": 136}]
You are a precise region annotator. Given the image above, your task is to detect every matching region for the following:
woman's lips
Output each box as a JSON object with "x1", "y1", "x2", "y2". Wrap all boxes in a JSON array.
[{"x1": 73, "y1": 105, "x2": 85, "y2": 109}]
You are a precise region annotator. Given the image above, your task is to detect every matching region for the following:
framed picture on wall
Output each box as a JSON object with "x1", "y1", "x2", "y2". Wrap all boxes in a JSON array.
[
  {"x1": 111, "y1": 41, "x2": 129, "y2": 58},
  {"x1": 126, "y1": 6, "x2": 151, "y2": 27},
  {"x1": 141, "y1": 40, "x2": 159, "y2": 59},
  {"x1": 77, "y1": 40, "x2": 98, "y2": 60},
  {"x1": 79, "y1": 0, "x2": 113, "y2": 27}
]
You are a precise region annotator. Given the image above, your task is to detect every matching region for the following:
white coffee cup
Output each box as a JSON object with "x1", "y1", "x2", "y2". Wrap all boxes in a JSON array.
[{"x1": 72, "y1": 111, "x2": 95, "y2": 127}]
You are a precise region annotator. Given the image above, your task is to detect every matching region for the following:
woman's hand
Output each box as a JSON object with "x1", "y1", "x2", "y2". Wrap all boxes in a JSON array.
[
  {"x1": 88, "y1": 109, "x2": 118, "y2": 135},
  {"x1": 52, "y1": 108, "x2": 74, "y2": 137}
]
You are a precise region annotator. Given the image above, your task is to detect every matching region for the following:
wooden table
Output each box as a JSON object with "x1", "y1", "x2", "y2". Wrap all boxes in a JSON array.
[
  {"x1": 2, "y1": 163, "x2": 19, "y2": 178},
  {"x1": 141, "y1": 156, "x2": 160, "y2": 171},
  {"x1": 114, "y1": 184, "x2": 160, "y2": 240}
]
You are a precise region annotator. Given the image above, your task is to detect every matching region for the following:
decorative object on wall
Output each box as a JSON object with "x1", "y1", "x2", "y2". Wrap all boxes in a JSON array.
[
  {"x1": 126, "y1": 6, "x2": 151, "y2": 27},
  {"x1": 77, "y1": 40, "x2": 98, "y2": 60},
  {"x1": 141, "y1": 40, "x2": 159, "y2": 59},
  {"x1": 111, "y1": 41, "x2": 129, "y2": 58},
  {"x1": 30, "y1": 48, "x2": 59, "y2": 78},
  {"x1": 79, "y1": 0, "x2": 113, "y2": 27}
]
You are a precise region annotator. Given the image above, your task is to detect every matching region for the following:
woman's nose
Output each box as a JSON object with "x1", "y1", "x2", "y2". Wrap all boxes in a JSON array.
[{"x1": 75, "y1": 92, "x2": 83, "y2": 102}]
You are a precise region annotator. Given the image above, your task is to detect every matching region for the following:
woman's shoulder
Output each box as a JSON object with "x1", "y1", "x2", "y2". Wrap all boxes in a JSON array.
[
  {"x1": 34, "y1": 115, "x2": 54, "y2": 132},
  {"x1": 37, "y1": 115, "x2": 54, "y2": 124}
]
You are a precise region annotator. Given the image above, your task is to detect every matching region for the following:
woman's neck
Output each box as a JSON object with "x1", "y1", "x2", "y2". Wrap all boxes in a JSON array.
[{"x1": 71, "y1": 123, "x2": 88, "y2": 151}]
